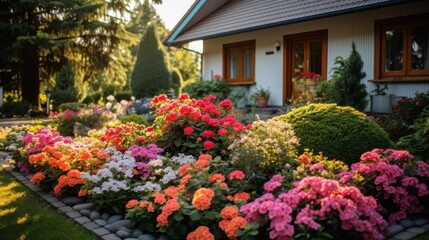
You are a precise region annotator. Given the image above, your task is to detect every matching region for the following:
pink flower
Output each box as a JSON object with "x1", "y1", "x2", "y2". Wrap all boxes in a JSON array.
[
  {"x1": 184, "y1": 126, "x2": 194, "y2": 136},
  {"x1": 214, "y1": 73, "x2": 222, "y2": 79}
]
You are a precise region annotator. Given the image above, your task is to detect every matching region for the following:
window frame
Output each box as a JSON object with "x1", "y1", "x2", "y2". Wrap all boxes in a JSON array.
[
  {"x1": 374, "y1": 13, "x2": 429, "y2": 82},
  {"x1": 223, "y1": 40, "x2": 256, "y2": 85}
]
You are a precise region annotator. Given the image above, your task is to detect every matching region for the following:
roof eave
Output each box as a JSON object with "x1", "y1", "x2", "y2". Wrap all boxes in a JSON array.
[{"x1": 166, "y1": 0, "x2": 412, "y2": 46}]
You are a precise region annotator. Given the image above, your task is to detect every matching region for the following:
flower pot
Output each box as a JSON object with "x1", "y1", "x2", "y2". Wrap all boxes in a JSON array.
[
  {"x1": 371, "y1": 95, "x2": 390, "y2": 113},
  {"x1": 255, "y1": 97, "x2": 268, "y2": 108}
]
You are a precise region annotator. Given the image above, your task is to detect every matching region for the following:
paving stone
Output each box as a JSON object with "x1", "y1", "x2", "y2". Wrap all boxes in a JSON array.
[
  {"x1": 92, "y1": 227, "x2": 110, "y2": 236},
  {"x1": 66, "y1": 211, "x2": 81, "y2": 218},
  {"x1": 124, "y1": 238, "x2": 139, "y2": 240},
  {"x1": 40, "y1": 194, "x2": 56, "y2": 201},
  {"x1": 74, "y1": 216, "x2": 91, "y2": 224},
  {"x1": 399, "y1": 219, "x2": 415, "y2": 229},
  {"x1": 105, "y1": 220, "x2": 131, "y2": 232},
  {"x1": 102, "y1": 213, "x2": 110, "y2": 221},
  {"x1": 138, "y1": 234, "x2": 157, "y2": 240},
  {"x1": 94, "y1": 219, "x2": 107, "y2": 227},
  {"x1": 102, "y1": 234, "x2": 121, "y2": 240},
  {"x1": 80, "y1": 209, "x2": 91, "y2": 217},
  {"x1": 422, "y1": 223, "x2": 429, "y2": 229},
  {"x1": 62, "y1": 197, "x2": 84, "y2": 206},
  {"x1": 116, "y1": 230, "x2": 130, "y2": 238},
  {"x1": 406, "y1": 227, "x2": 427, "y2": 234},
  {"x1": 50, "y1": 201, "x2": 66, "y2": 208},
  {"x1": 132, "y1": 230, "x2": 143, "y2": 238},
  {"x1": 414, "y1": 219, "x2": 428, "y2": 227},
  {"x1": 83, "y1": 222, "x2": 100, "y2": 231},
  {"x1": 388, "y1": 225, "x2": 405, "y2": 236},
  {"x1": 27, "y1": 184, "x2": 42, "y2": 192},
  {"x1": 90, "y1": 211, "x2": 101, "y2": 220},
  {"x1": 107, "y1": 215, "x2": 123, "y2": 224},
  {"x1": 393, "y1": 231, "x2": 418, "y2": 240},
  {"x1": 73, "y1": 202, "x2": 94, "y2": 211},
  {"x1": 58, "y1": 206, "x2": 73, "y2": 213},
  {"x1": 157, "y1": 236, "x2": 168, "y2": 240}
]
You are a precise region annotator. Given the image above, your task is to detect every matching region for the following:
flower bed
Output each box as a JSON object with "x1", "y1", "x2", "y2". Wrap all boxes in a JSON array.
[{"x1": 2, "y1": 95, "x2": 429, "y2": 240}]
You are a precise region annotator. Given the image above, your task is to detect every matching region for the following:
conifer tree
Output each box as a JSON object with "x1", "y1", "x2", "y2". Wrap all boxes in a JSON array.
[
  {"x1": 51, "y1": 64, "x2": 78, "y2": 110},
  {"x1": 131, "y1": 23, "x2": 170, "y2": 98},
  {"x1": 331, "y1": 43, "x2": 368, "y2": 111}
]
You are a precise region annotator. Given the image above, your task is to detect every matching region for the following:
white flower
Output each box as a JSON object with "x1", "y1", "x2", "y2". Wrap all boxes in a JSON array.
[
  {"x1": 149, "y1": 159, "x2": 163, "y2": 167},
  {"x1": 105, "y1": 102, "x2": 112, "y2": 110},
  {"x1": 107, "y1": 95, "x2": 115, "y2": 101},
  {"x1": 131, "y1": 96, "x2": 136, "y2": 101},
  {"x1": 171, "y1": 154, "x2": 196, "y2": 165}
]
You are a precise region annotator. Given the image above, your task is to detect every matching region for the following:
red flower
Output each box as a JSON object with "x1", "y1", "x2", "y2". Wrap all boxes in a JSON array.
[
  {"x1": 202, "y1": 130, "x2": 215, "y2": 138},
  {"x1": 218, "y1": 128, "x2": 228, "y2": 136},
  {"x1": 203, "y1": 140, "x2": 215, "y2": 150},
  {"x1": 214, "y1": 73, "x2": 222, "y2": 79},
  {"x1": 184, "y1": 126, "x2": 194, "y2": 136},
  {"x1": 219, "y1": 99, "x2": 233, "y2": 110},
  {"x1": 178, "y1": 93, "x2": 190, "y2": 101}
]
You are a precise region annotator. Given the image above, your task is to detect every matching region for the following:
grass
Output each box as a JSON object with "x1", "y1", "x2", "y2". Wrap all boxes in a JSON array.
[
  {"x1": 412, "y1": 232, "x2": 429, "y2": 240},
  {"x1": 0, "y1": 167, "x2": 99, "y2": 240}
]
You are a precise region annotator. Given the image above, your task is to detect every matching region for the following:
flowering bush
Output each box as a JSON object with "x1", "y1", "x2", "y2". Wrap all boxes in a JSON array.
[
  {"x1": 125, "y1": 154, "x2": 252, "y2": 239},
  {"x1": 27, "y1": 141, "x2": 108, "y2": 196},
  {"x1": 151, "y1": 93, "x2": 249, "y2": 157},
  {"x1": 97, "y1": 122, "x2": 156, "y2": 151},
  {"x1": 338, "y1": 149, "x2": 429, "y2": 224},
  {"x1": 81, "y1": 145, "x2": 163, "y2": 213},
  {"x1": 229, "y1": 119, "x2": 299, "y2": 189},
  {"x1": 49, "y1": 106, "x2": 116, "y2": 136},
  {"x1": 240, "y1": 175, "x2": 387, "y2": 240}
]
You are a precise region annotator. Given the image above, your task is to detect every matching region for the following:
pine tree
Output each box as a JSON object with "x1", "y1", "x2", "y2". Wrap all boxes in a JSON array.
[
  {"x1": 51, "y1": 64, "x2": 78, "y2": 110},
  {"x1": 131, "y1": 23, "x2": 170, "y2": 99},
  {"x1": 332, "y1": 43, "x2": 368, "y2": 111}
]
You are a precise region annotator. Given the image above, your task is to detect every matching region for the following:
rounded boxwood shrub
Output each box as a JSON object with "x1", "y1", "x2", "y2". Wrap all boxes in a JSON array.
[
  {"x1": 58, "y1": 102, "x2": 86, "y2": 112},
  {"x1": 120, "y1": 114, "x2": 149, "y2": 126},
  {"x1": 273, "y1": 103, "x2": 393, "y2": 165}
]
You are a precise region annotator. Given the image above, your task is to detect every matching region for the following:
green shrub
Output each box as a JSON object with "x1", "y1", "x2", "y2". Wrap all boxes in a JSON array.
[
  {"x1": 82, "y1": 93, "x2": 102, "y2": 104},
  {"x1": 0, "y1": 101, "x2": 31, "y2": 118},
  {"x1": 273, "y1": 103, "x2": 393, "y2": 165},
  {"x1": 115, "y1": 91, "x2": 133, "y2": 101},
  {"x1": 396, "y1": 111, "x2": 429, "y2": 161},
  {"x1": 229, "y1": 119, "x2": 300, "y2": 190},
  {"x1": 51, "y1": 64, "x2": 78, "y2": 110},
  {"x1": 58, "y1": 102, "x2": 86, "y2": 112},
  {"x1": 120, "y1": 114, "x2": 149, "y2": 126},
  {"x1": 182, "y1": 79, "x2": 230, "y2": 101}
]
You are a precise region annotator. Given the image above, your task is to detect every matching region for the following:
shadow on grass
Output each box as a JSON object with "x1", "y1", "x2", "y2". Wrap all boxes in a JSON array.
[{"x1": 0, "y1": 167, "x2": 99, "y2": 240}]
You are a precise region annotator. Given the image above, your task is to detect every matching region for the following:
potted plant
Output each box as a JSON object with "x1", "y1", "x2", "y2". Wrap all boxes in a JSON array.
[
  {"x1": 251, "y1": 86, "x2": 271, "y2": 108},
  {"x1": 371, "y1": 83, "x2": 390, "y2": 113}
]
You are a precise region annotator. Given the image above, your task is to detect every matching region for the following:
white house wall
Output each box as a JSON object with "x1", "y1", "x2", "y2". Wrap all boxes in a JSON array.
[{"x1": 202, "y1": 1, "x2": 429, "y2": 106}]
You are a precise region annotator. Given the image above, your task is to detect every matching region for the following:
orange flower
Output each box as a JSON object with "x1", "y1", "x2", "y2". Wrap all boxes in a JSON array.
[
  {"x1": 53, "y1": 185, "x2": 62, "y2": 195},
  {"x1": 156, "y1": 212, "x2": 169, "y2": 227},
  {"x1": 53, "y1": 152, "x2": 63, "y2": 159},
  {"x1": 30, "y1": 172, "x2": 45, "y2": 184},
  {"x1": 219, "y1": 216, "x2": 247, "y2": 239},
  {"x1": 299, "y1": 154, "x2": 311, "y2": 165},
  {"x1": 198, "y1": 154, "x2": 212, "y2": 162},
  {"x1": 186, "y1": 226, "x2": 214, "y2": 240},
  {"x1": 221, "y1": 206, "x2": 238, "y2": 220},
  {"x1": 126, "y1": 199, "x2": 139, "y2": 209},
  {"x1": 178, "y1": 164, "x2": 191, "y2": 176},
  {"x1": 231, "y1": 216, "x2": 247, "y2": 228},
  {"x1": 194, "y1": 188, "x2": 215, "y2": 199},
  {"x1": 97, "y1": 151, "x2": 110, "y2": 160},
  {"x1": 139, "y1": 201, "x2": 154, "y2": 212},
  {"x1": 153, "y1": 192, "x2": 166, "y2": 205},
  {"x1": 163, "y1": 198, "x2": 180, "y2": 214},
  {"x1": 90, "y1": 148, "x2": 100, "y2": 155},
  {"x1": 79, "y1": 151, "x2": 92, "y2": 161},
  {"x1": 78, "y1": 189, "x2": 88, "y2": 197},
  {"x1": 67, "y1": 169, "x2": 81, "y2": 178},
  {"x1": 209, "y1": 173, "x2": 225, "y2": 183},
  {"x1": 179, "y1": 174, "x2": 191, "y2": 190},
  {"x1": 192, "y1": 188, "x2": 215, "y2": 211},
  {"x1": 164, "y1": 186, "x2": 179, "y2": 199},
  {"x1": 233, "y1": 192, "x2": 251, "y2": 203},
  {"x1": 57, "y1": 160, "x2": 71, "y2": 171},
  {"x1": 42, "y1": 146, "x2": 56, "y2": 154}
]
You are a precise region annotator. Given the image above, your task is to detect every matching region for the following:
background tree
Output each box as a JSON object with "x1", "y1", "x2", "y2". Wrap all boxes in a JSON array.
[
  {"x1": 131, "y1": 23, "x2": 170, "y2": 98},
  {"x1": 331, "y1": 43, "x2": 368, "y2": 111},
  {"x1": 0, "y1": 0, "x2": 165, "y2": 107},
  {"x1": 51, "y1": 64, "x2": 78, "y2": 110}
]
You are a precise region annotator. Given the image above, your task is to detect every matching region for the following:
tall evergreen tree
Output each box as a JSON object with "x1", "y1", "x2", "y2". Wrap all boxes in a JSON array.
[
  {"x1": 131, "y1": 23, "x2": 170, "y2": 98},
  {"x1": 331, "y1": 43, "x2": 368, "y2": 111},
  {"x1": 0, "y1": 0, "x2": 137, "y2": 106},
  {"x1": 51, "y1": 64, "x2": 78, "y2": 110}
]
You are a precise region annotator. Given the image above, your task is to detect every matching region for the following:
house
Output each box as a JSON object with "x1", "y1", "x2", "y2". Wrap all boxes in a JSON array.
[{"x1": 164, "y1": 0, "x2": 429, "y2": 110}]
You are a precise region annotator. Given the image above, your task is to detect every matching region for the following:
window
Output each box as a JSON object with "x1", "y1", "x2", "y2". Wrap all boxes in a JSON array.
[
  {"x1": 284, "y1": 30, "x2": 327, "y2": 102},
  {"x1": 375, "y1": 14, "x2": 429, "y2": 81},
  {"x1": 223, "y1": 40, "x2": 255, "y2": 84}
]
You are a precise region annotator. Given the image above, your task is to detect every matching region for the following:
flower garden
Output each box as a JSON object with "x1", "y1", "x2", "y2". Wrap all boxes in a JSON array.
[{"x1": 2, "y1": 93, "x2": 429, "y2": 240}]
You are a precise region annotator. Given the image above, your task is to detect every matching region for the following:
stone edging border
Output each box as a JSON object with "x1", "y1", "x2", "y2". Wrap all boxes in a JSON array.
[{"x1": 1, "y1": 156, "x2": 429, "y2": 240}]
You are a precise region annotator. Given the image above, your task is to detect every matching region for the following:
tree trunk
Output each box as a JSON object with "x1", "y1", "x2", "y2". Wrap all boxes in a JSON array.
[{"x1": 20, "y1": 45, "x2": 40, "y2": 107}]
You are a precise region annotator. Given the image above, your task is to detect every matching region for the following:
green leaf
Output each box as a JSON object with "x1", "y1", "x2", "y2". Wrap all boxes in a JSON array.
[
  {"x1": 189, "y1": 210, "x2": 202, "y2": 221},
  {"x1": 173, "y1": 213, "x2": 184, "y2": 221}
]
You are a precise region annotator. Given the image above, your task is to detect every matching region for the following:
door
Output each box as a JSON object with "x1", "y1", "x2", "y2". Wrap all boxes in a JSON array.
[{"x1": 284, "y1": 30, "x2": 327, "y2": 103}]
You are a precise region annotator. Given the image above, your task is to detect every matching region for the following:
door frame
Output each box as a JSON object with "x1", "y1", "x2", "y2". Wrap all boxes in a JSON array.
[{"x1": 283, "y1": 29, "x2": 328, "y2": 104}]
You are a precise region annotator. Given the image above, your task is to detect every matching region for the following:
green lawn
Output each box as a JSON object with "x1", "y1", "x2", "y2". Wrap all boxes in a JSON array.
[
  {"x1": 0, "y1": 167, "x2": 99, "y2": 240},
  {"x1": 412, "y1": 232, "x2": 429, "y2": 240}
]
